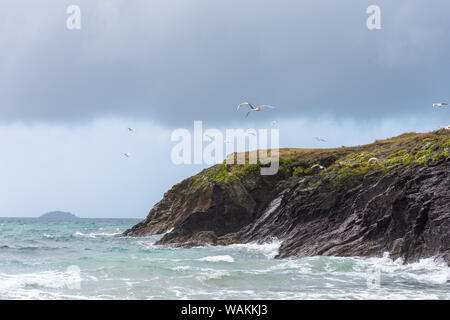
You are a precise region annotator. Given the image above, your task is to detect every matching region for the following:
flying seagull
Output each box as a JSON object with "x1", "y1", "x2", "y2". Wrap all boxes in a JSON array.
[
  {"x1": 311, "y1": 164, "x2": 325, "y2": 170},
  {"x1": 271, "y1": 121, "x2": 278, "y2": 127},
  {"x1": 237, "y1": 102, "x2": 275, "y2": 118},
  {"x1": 432, "y1": 103, "x2": 448, "y2": 108},
  {"x1": 123, "y1": 152, "x2": 131, "y2": 158},
  {"x1": 205, "y1": 134, "x2": 213, "y2": 141},
  {"x1": 314, "y1": 137, "x2": 327, "y2": 143},
  {"x1": 127, "y1": 127, "x2": 134, "y2": 132}
]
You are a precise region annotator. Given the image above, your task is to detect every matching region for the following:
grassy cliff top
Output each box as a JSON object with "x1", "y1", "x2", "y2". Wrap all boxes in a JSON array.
[{"x1": 172, "y1": 129, "x2": 450, "y2": 194}]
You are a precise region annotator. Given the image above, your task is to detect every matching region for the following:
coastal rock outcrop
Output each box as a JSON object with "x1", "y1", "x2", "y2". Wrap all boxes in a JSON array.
[{"x1": 123, "y1": 130, "x2": 450, "y2": 264}]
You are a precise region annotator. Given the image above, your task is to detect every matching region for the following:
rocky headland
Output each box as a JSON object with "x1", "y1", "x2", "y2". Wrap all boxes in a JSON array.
[{"x1": 123, "y1": 130, "x2": 450, "y2": 264}]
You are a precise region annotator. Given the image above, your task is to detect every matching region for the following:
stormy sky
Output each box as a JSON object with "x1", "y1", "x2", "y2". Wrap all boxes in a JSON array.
[{"x1": 0, "y1": 0, "x2": 449, "y2": 218}]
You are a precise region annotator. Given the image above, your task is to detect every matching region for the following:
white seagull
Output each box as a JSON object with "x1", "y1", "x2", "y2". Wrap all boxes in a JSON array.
[
  {"x1": 444, "y1": 125, "x2": 450, "y2": 131},
  {"x1": 127, "y1": 127, "x2": 134, "y2": 132},
  {"x1": 237, "y1": 102, "x2": 275, "y2": 118},
  {"x1": 123, "y1": 152, "x2": 131, "y2": 158},
  {"x1": 368, "y1": 157, "x2": 379, "y2": 165},
  {"x1": 311, "y1": 164, "x2": 325, "y2": 170},
  {"x1": 205, "y1": 134, "x2": 213, "y2": 141},
  {"x1": 314, "y1": 137, "x2": 327, "y2": 143},
  {"x1": 432, "y1": 102, "x2": 448, "y2": 108},
  {"x1": 271, "y1": 120, "x2": 278, "y2": 127}
]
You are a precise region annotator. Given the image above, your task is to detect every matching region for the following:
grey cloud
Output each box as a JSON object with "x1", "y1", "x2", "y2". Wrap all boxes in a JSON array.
[{"x1": 1, "y1": 0, "x2": 449, "y2": 126}]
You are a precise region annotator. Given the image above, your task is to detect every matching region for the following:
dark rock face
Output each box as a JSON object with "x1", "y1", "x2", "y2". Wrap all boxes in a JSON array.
[
  {"x1": 123, "y1": 131, "x2": 450, "y2": 265},
  {"x1": 238, "y1": 160, "x2": 449, "y2": 264},
  {"x1": 123, "y1": 178, "x2": 267, "y2": 242}
]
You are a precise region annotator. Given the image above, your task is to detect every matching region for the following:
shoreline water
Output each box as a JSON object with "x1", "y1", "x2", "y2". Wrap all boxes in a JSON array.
[{"x1": 0, "y1": 218, "x2": 448, "y2": 300}]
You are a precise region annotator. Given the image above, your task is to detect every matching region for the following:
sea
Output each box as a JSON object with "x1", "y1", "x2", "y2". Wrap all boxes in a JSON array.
[{"x1": 0, "y1": 218, "x2": 448, "y2": 300}]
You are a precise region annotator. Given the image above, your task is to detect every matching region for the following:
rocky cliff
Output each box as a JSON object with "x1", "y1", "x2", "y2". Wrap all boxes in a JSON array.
[{"x1": 123, "y1": 130, "x2": 450, "y2": 264}]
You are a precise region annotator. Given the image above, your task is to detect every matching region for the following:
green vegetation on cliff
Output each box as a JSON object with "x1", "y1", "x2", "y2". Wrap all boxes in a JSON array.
[{"x1": 170, "y1": 129, "x2": 450, "y2": 196}]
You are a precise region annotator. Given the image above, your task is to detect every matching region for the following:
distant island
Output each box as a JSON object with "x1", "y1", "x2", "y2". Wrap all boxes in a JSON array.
[{"x1": 39, "y1": 211, "x2": 79, "y2": 220}]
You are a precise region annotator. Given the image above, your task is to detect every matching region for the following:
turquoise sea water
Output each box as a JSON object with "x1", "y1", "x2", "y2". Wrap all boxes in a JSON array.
[{"x1": 0, "y1": 218, "x2": 448, "y2": 300}]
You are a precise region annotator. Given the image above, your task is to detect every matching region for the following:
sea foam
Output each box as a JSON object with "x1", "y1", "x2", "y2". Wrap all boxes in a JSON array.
[
  {"x1": 228, "y1": 238, "x2": 282, "y2": 259},
  {"x1": 199, "y1": 255, "x2": 235, "y2": 263}
]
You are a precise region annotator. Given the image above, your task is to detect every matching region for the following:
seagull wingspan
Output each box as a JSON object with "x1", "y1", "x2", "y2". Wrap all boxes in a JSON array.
[{"x1": 238, "y1": 102, "x2": 254, "y2": 110}]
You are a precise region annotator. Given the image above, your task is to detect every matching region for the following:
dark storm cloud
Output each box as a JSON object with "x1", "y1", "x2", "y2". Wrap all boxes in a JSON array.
[{"x1": 1, "y1": 0, "x2": 449, "y2": 125}]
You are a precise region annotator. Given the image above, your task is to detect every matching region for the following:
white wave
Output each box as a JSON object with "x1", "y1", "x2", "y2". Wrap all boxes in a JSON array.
[
  {"x1": 0, "y1": 269, "x2": 82, "y2": 300},
  {"x1": 0, "y1": 272, "x2": 65, "y2": 290},
  {"x1": 172, "y1": 266, "x2": 192, "y2": 271},
  {"x1": 199, "y1": 255, "x2": 235, "y2": 263},
  {"x1": 268, "y1": 260, "x2": 312, "y2": 274},
  {"x1": 356, "y1": 253, "x2": 449, "y2": 285},
  {"x1": 74, "y1": 231, "x2": 120, "y2": 238},
  {"x1": 228, "y1": 238, "x2": 282, "y2": 259},
  {"x1": 136, "y1": 240, "x2": 158, "y2": 249},
  {"x1": 195, "y1": 270, "x2": 230, "y2": 281}
]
